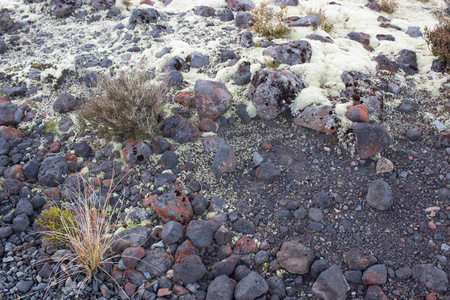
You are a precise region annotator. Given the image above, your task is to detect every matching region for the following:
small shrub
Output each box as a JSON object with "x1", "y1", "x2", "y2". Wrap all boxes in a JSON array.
[
  {"x1": 306, "y1": 8, "x2": 334, "y2": 34},
  {"x1": 424, "y1": 20, "x2": 450, "y2": 65},
  {"x1": 250, "y1": 2, "x2": 291, "y2": 41},
  {"x1": 378, "y1": 0, "x2": 398, "y2": 13},
  {"x1": 37, "y1": 206, "x2": 78, "y2": 245},
  {"x1": 77, "y1": 70, "x2": 169, "y2": 140},
  {"x1": 44, "y1": 117, "x2": 59, "y2": 133}
]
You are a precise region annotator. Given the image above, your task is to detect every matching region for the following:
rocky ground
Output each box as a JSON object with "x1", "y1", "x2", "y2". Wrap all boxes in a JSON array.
[{"x1": 0, "y1": 0, "x2": 450, "y2": 299}]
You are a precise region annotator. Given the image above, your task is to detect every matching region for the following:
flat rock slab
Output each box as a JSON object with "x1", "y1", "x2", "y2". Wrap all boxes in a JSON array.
[
  {"x1": 343, "y1": 251, "x2": 377, "y2": 270},
  {"x1": 366, "y1": 179, "x2": 393, "y2": 210},
  {"x1": 412, "y1": 264, "x2": 448, "y2": 293},
  {"x1": 294, "y1": 105, "x2": 336, "y2": 135},
  {"x1": 263, "y1": 40, "x2": 312, "y2": 65}
]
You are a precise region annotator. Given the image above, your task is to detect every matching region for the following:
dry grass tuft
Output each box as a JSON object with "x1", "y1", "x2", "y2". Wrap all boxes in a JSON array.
[
  {"x1": 77, "y1": 69, "x2": 169, "y2": 140},
  {"x1": 38, "y1": 177, "x2": 119, "y2": 283},
  {"x1": 378, "y1": 0, "x2": 398, "y2": 14}
]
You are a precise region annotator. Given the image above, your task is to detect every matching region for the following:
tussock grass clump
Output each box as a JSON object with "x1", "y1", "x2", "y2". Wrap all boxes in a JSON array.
[
  {"x1": 38, "y1": 177, "x2": 118, "y2": 281},
  {"x1": 250, "y1": 2, "x2": 291, "y2": 41},
  {"x1": 424, "y1": 20, "x2": 450, "y2": 65},
  {"x1": 77, "y1": 70, "x2": 169, "y2": 140}
]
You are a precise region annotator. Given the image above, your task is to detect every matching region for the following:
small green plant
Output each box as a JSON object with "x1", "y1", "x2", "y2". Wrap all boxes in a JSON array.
[
  {"x1": 77, "y1": 69, "x2": 169, "y2": 140},
  {"x1": 250, "y1": 2, "x2": 291, "y2": 41},
  {"x1": 424, "y1": 20, "x2": 450, "y2": 65},
  {"x1": 37, "y1": 206, "x2": 78, "y2": 245},
  {"x1": 378, "y1": 0, "x2": 398, "y2": 13},
  {"x1": 306, "y1": 8, "x2": 334, "y2": 34},
  {"x1": 44, "y1": 117, "x2": 59, "y2": 133}
]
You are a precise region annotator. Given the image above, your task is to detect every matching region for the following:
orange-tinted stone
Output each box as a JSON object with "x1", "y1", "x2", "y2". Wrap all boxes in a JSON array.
[
  {"x1": 175, "y1": 92, "x2": 196, "y2": 108},
  {"x1": 0, "y1": 126, "x2": 22, "y2": 141},
  {"x1": 442, "y1": 130, "x2": 450, "y2": 142},
  {"x1": 65, "y1": 152, "x2": 78, "y2": 162},
  {"x1": 294, "y1": 105, "x2": 336, "y2": 135},
  {"x1": 175, "y1": 240, "x2": 199, "y2": 263},
  {"x1": 50, "y1": 142, "x2": 61, "y2": 153},
  {"x1": 142, "y1": 195, "x2": 156, "y2": 207},
  {"x1": 140, "y1": 0, "x2": 154, "y2": 4},
  {"x1": 42, "y1": 187, "x2": 61, "y2": 202},
  {"x1": 198, "y1": 118, "x2": 218, "y2": 133},
  {"x1": 6, "y1": 165, "x2": 26, "y2": 181},
  {"x1": 234, "y1": 236, "x2": 257, "y2": 254},
  {"x1": 124, "y1": 283, "x2": 137, "y2": 298},
  {"x1": 157, "y1": 288, "x2": 172, "y2": 297},
  {"x1": 346, "y1": 104, "x2": 369, "y2": 123},
  {"x1": 173, "y1": 284, "x2": 189, "y2": 295},
  {"x1": 150, "y1": 188, "x2": 193, "y2": 223}
]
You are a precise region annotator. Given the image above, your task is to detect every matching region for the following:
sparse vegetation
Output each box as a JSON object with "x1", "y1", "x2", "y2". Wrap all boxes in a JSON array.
[
  {"x1": 250, "y1": 2, "x2": 291, "y2": 41},
  {"x1": 37, "y1": 178, "x2": 120, "y2": 282},
  {"x1": 378, "y1": 0, "x2": 398, "y2": 14},
  {"x1": 424, "y1": 20, "x2": 450, "y2": 65},
  {"x1": 306, "y1": 8, "x2": 334, "y2": 34},
  {"x1": 44, "y1": 117, "x2": 59, "y2": 133},
  {"x1": 77, "y1": 70, "x2": 169, "y2": 140},
  {"x1": 263, "y1": 57, "x2": 280, "y2": 69}
]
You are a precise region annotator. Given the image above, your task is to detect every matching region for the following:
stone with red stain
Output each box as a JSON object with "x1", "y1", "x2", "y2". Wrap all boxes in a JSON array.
[
  {"x1": 140, "y1": 0, "x2": 154, "y2": 5},
  {"x1": 0, "y1": 103, "x2": 23, "y2": 126},
  {"x1": 65, "y1": 152, "x2": 77, "y2": 162},
  {"x1": 175, "y1": 92, "x2": 196, "y2": 108},
  {"x1": 234, "y1": 236, "x2": 256, "y2": 254},
  {"x1": 374, "y1": 55, "x2": 399, "y2": 73},
  {"x1": 50, "y1": 142, "x2": 61, "y2": 153},
  {"x1": 425, "y1": 293, "x2": 438, "y2": 300},
  {"x1": 353, "y1": 123, "x2": 392, "y2": 159},
  {"x1": 157, "y1": 288, "x2": 172, "y2": 297},
  {"x1": 4, "y1": 165, "x2": 26, "y2": 181},
  {"x1": 175, "y1": 240, "x2": 199, "y2": 263},
  {"x1": 294, "y1": 105, "x2": 336, "y2": 135},
  {"x1": 346, "y1": 105, "x2": 369, "y2": 123},
  {"x1": 249, "y1": 69, "x2": 304, "y2": 119},
  {"x1": 172, "y1": 120, "x2": 201, "y2": 144},
  {"x1": 142, "y1": 195, "x2": 156, "y2": 207},
  {"x1": 343, "y1": 251, "x2": 377, "y2": 270},
  {"x1": 150, "y1": 187, "x2": 193, "y2": 224},
  {"x1": 195, "y1": 79, "x2": 232, "y2": 120},
  {"x1": 362, "y1": 264, "x2": 387, "y2": 285},
  {"x1": 122, "y1": 247, "x2": 146, "y2": 269},
  {"x1": 42, "y1": 187, "x2": 61, "y2": 202},
  {"x1": 151, "y1": 136, "x2": 171, "y2": 154},
  {"x1": 212, "y1": 144, "x2": 237, "y2": 174},
  {"x1": 198, "y1": 118, "x2": 219, "y2": 133},
  {"x1": 124, "y1": 282, "x2": 137, "y2": 298},
  {"x1": 347, "y1": 32, "x2": 370, "y2": 46},
  {"x1": 202, "y1": 136, "x2": 226, "y2": 153},
  {"x1": 0, "y1": 126, "x2": 22, "y2": 141},
  {"x1": 124, "y1": 268, "x2": 145, "y2": 285},
  {"x1": 173, "y1": 284, "x2": 189, "y2": 296},
  {"x1": 365, "y1": 285, "x2": 388, "y2": 300},
  {"x1": 123, "y1": 140, "x2": 152, "y2": 164},
  {"x1": 218, "y1": 245, "x2": 233, "y2": 260}
]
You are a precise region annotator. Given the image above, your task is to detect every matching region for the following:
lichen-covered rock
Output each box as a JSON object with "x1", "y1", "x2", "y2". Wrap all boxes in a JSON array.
[
  {"x1": 263, "y1": 40, "x2": 312, "y2": 65},
  {"x1": 248, "y1": 69, "x2": 304, "y2": 119},
  {"x1": 195, "y1": 80, "x2": 232, "y2": 120},
  {"x1": 129, "y1": 8, "x2": 159, "y2": 25}
]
